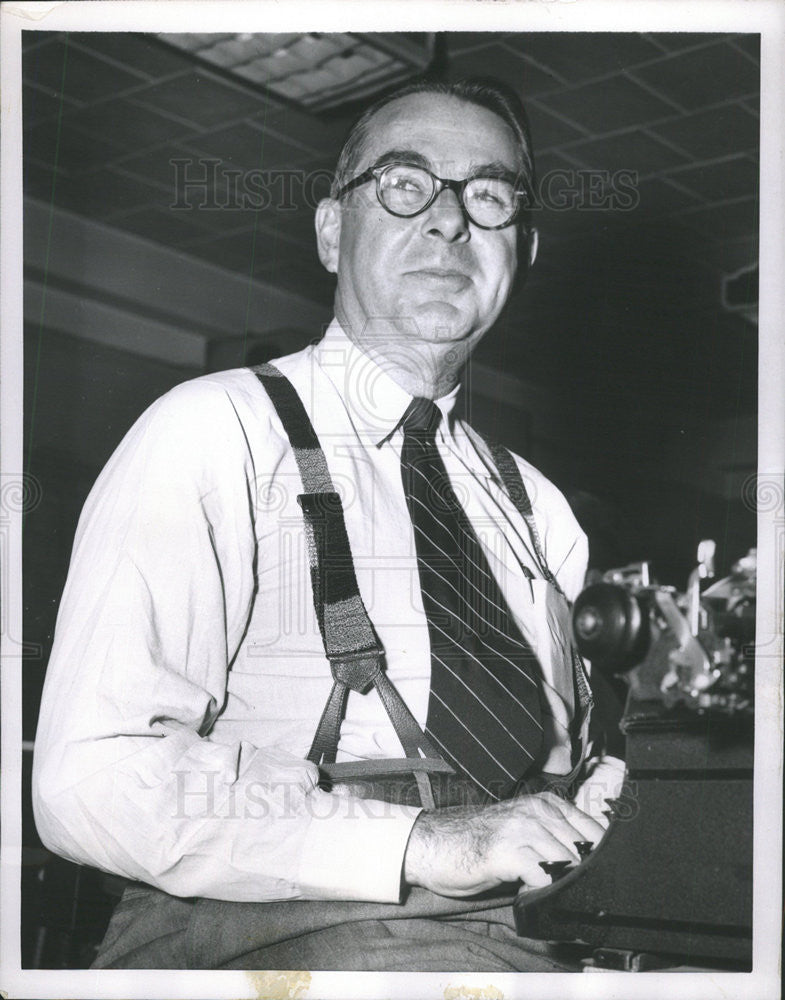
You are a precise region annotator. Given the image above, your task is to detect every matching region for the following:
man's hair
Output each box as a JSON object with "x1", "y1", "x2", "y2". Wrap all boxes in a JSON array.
[{"x1": 330, "y1": 77, "x2": 536, "y2": 221}]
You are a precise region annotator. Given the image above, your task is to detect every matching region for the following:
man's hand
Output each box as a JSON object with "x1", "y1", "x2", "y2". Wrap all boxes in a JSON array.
[{"x1": 403, "y1": 791, "x2": 606, "y2": 896}]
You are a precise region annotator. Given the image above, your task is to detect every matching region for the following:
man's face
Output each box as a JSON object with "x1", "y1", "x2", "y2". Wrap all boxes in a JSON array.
[{"x1": 318, "y1": 92, "x2": 524, "y2": 385}]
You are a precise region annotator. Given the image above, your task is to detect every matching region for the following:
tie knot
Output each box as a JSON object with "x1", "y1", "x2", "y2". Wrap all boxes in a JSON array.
[{"x1": 402, "y1": 397, "x2": 441, "y2": 439}]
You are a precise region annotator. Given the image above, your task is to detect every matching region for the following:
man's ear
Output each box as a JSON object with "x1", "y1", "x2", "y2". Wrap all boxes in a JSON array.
[
  {"x1": 527, "y1": 227, "x2": 539, "y2": 269},
  {"x1": 513, "y1": 225, "x2": 538, "y2": 291},
  {"x1": 315, "y1": 198, "x2": 341, "y2": 274}
]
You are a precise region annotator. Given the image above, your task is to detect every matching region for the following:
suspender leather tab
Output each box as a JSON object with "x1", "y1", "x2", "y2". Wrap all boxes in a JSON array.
[{"x1": 329, "y1": 650, "x2": 382, "y2": 694}]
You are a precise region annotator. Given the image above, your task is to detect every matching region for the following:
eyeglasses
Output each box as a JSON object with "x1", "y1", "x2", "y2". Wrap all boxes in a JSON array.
[{"x1": 335, "y1": 161, "x2": 528, "y2": 230}]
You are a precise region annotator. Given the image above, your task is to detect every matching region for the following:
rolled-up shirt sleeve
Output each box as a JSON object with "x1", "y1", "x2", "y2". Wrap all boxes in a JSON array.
[{"x1": 32, "y1": 380, "x2": 420, "y2": 903}]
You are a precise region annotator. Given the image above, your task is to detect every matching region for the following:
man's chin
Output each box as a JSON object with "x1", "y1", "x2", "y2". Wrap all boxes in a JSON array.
[{"x1": 396, "y1": 303, "x2": 480, "y2": 344}]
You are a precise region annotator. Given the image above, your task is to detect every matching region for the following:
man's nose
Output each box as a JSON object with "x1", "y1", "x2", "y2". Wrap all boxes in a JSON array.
[{"x1": 420, "y1": 186, "x2": 470, "y2": 242}]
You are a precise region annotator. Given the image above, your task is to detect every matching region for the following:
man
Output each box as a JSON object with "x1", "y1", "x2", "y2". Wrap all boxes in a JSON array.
[{"x1": 33, "y1": 78, "x2": 621, "y2": 971}]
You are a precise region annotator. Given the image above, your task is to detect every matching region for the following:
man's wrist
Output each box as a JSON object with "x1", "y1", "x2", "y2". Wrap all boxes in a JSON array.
[
  {"x1": 403, "y1": 803, "x2": 485, "y2": 888},
  {"x1": 403, "y1": 811, "x2": 429, "y2": 887}
]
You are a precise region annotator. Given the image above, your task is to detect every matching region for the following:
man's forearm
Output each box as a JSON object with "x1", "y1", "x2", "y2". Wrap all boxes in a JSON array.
[{"x1": 403, "y1": 792, "x2": 606, "y2": 897}]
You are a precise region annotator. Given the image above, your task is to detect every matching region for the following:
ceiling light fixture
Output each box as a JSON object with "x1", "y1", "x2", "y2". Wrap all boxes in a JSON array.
[{"x1": 157, "y1": 32, "x2": 435, "y2": 111}]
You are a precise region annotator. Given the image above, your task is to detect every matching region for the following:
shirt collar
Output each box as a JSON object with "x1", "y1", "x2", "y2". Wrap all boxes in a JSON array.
[{"x1": 314, "y1": 319, "x2": 461, "y2": 447}]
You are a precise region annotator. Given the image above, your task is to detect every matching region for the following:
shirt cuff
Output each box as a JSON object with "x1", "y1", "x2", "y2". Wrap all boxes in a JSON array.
[
  {"x1": 297, "y1": 790, "x2": 422, "y2": 902},
  {"x1": 572, "y1": 755, "x2": 626, "y2": 821}
]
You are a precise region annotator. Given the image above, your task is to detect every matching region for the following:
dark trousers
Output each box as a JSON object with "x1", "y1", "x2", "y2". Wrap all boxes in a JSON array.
[{"x1": 92, "y1": 882, "x2": 579, "y2": 972}]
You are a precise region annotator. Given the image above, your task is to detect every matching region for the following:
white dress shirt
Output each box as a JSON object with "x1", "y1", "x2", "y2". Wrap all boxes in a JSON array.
[{"x1": 33, "y1": 321, "x2": 596, "y2": 904}]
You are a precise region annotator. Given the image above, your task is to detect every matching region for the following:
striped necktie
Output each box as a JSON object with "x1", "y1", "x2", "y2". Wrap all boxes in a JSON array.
[{"x1": 400, "y1": 397, "x2": 544, "y2": 801}]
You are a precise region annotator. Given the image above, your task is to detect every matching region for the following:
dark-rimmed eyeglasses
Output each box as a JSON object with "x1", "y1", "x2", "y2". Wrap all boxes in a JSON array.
[{"x1": 335, "y1": 161, "x2": 528, "y2": 230}]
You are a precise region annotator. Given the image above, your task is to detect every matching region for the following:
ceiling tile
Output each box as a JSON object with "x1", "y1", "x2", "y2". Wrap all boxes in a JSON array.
[
  {"x1": 504, "y1": 33, "x2": 662, "y2": 85},
  {"x1": 447, "y1": 44, "x2": 562, "y2": 97},
  {"x1": 729, "y1": 34, "x2": 760, "y2": 60},
  {"x1": 562, "y1": 128, "x2": 690, "y2": 176},
  {"x1": 24, "y1": 119, "x2": 121, "y2": 176},
  {"x1": 181, "y1": 124, "x2": 265, "y2": 170},
  {"x1": 632, "y1": 177, "x2": 703, "y2": 217},
  {"x1": 132, "y1": 70, "x2": 269, "y2": 128},
  {"x1": 526, "y1": 104, "x2": 586, "y2": 151},
  {"x1": 296, "y1": 157, "x2": 335, "y2": 204},
  {"x1": 182, "y1": 122, "x2": 315, "y2": 171},
  {"x1": 157, "y1": 156, "x2": 311, "y2": 218},
  {"x1": 22, "y1": 30, "x2": 56, "y2": 51},
  {"x1": 260, "y1": 202, "x2": 318, "y2": 246},
  {"x1": 173, "y1": 201, "x2": 267, "y2": 235},
  {"x1": 650, "y1": 104, "x2": 759, "y2": 159},
  {"x1": 262, "y1": 105, "x2": 353, "y2": 157},
  {"x1": 181, "y1": 227, "x2": 273, "y2": 274},
  {"x1": 531, "y1": 151, "x2": 583, "y2": 204},
  {"x1": 23, "y1": 83, "x2": 79, "y2": 128},
  {"x1": 539, "y1": 75, "x2": 677, "y2": 135},
  {"x1": 22, "y1": 39, "x2": 145, "y2": 105},
  {"x1": 681, "y1": 197, "x2": 759, "y2": 241},
  {"x1": 647, "y1": 33, "x2": 729, "y2": 52},
  {"x1": 73, "y1": 32, "x2": 195, "y2": 80},
  {"x1": 23, "y1": 159, "x2": 57, "y2": 201},
  {"x1": 106, "y1": 207, "x2": 209, "y2": 247},
  {"x1": 630, "y1": 42, "x2": 758, "y2": 111},
  {"x1": 708, "y1": 235, "x2": 758, "y2": 274},
  {"x1": 533, "y1": 205, "x2": 602, "y2": 242},
  {"x1": 52, "y1": 168, "x2": 170, "y2": 219},
  {"x1": 254, "y1": 242, "x2": 333, "y2": 291},
  {"x1": 253, "y1": 237, "x2": 322, "y2": 272},
  {"x1": 532, "y1": 149, "x2": 578, "y2": 177},
  {"x1": 256, "y1": 261, "x2": 335, "y2": 305},
  {"x1": 113, "y1": 144, "x2": 198, "y2": 190},
  {"x1": 68, "y1": 99, "x2": 195, "y2": 151},
  {"x1": 667, "y1": 156, "x2": 759, "y2": 202},
  {"x1": 443, "y1": 32, "x2": 515, "y2": 55}
]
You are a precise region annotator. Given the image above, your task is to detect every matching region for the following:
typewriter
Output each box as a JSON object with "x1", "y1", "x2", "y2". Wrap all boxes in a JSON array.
[{"x1": 514, "y1": 543, "x2": 756, "y2": 971}]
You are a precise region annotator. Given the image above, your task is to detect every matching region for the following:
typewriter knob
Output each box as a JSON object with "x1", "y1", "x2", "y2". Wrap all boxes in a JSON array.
[
  {"x1": 539, "y1": 860, "x2": 572, "y2": 883},
  {"x1": 574, "y1": 840, "x2": 593, "y2": 858},
  {"x1": 573, "y1": 583, "x2": 649, "y2": 672}
]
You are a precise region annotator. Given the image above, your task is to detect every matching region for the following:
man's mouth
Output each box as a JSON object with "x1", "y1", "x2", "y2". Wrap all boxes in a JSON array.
[{"x1": 407, "y1": 268, "x2": 472, "y2": 289}]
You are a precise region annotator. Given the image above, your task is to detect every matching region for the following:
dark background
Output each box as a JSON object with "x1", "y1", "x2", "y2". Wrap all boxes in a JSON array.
[{"x1": 22, "y1": 29, "x2": 758, "y2": 741}]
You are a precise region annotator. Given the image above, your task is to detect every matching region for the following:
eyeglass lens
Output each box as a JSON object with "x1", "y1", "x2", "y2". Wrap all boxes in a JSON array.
[{"x1": 378, "y1": 164, "x2": 517, "y2": 228}]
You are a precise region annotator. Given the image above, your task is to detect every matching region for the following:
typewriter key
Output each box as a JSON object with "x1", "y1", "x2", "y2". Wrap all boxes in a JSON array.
[{"x1": 539, "y1": 860, "x2": 572, "y2": 883}]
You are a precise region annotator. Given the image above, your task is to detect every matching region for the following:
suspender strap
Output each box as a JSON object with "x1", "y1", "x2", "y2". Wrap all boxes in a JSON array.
[
  {"x1": 484, "y1": 440, "x2": 564, "y2": 596},
  {"x1": 484, "y1": 439, "x2": 594, "y2": 758},
  {"x1": 251, "y1": 364, "x2": 451, "y2": 808},
  {"x1": 254, "y1": 363, "x2": 333, "y2": 493}
]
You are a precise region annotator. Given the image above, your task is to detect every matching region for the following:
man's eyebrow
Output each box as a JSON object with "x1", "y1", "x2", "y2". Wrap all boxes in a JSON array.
[
  {"x1": 369, "y1": 149, "x2": 431, "y2": 169},
  {"x1": 369, "y1": 151, "x2": 521, "y2": 182},
  {"x1": 470, "y1": 159, "x2": 521, "y2": 180}
]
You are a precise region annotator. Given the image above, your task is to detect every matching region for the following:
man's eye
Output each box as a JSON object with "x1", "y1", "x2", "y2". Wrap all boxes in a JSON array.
[
  {"x1": 468, "y1": 181, "x2": 508, "y2": 205},
  {"x1": 473, "y1": 188, "x2": 503, "y2": 205},
  {"x1": 388, "y1": 171, "x2": 428, "y2": 193}
]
